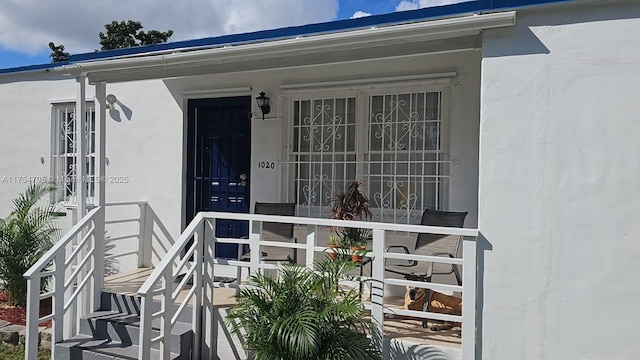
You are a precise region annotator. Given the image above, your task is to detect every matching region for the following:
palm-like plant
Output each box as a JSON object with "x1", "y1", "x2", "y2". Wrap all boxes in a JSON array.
[
  {"x1": 226, "y1": 260, "x2": 381, "y2": 360},
  {"x1": 0, "y1": 183, "x2": 59, "y2": 306}
]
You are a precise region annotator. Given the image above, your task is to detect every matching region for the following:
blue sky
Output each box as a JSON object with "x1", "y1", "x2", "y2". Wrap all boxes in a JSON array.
[{"x1": 0, "y1": 0, "x2": 459, "y2": 70}]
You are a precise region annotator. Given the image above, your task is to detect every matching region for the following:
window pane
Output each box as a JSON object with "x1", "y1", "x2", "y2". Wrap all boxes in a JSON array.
[
  {"x1": 291, "y1": 96, "x2": 357, "y2": 216},
  {"x1": 51, "y1": 103, "x2": 96, "y2": 204},
  {"x1": 366, "y1": 91, "x2": 446, "y2": 223},
  {"x1": 290, "y1": 90, "x2": 447, "y2": 222}
]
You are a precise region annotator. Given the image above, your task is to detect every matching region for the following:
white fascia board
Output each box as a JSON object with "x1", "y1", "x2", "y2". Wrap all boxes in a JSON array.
[
  {"x1": 57, "y1": 11, "x2": 515, "y2": 78},
  {"x1": 280, "y1": 72, "x2": 457, "y2": 91}
]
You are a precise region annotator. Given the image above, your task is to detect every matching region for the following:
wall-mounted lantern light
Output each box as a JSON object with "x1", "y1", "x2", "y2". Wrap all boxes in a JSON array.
[
  {"x1": 255, "y1": 91, "x2": 271, "y2": 120},
  {"x1": 106, "y1": 94, "x2": 117, "y2": 109}
]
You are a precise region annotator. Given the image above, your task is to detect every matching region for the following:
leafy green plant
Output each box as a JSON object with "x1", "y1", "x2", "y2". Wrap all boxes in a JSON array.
[
  {"x1": 0, "y1": 183, "x2": 59, "y2": 306},
  {"x1": 226, "y1": 260, "x2": 381, "y2": 360},
  {"x1": 329, "y1": 180, "x2": 372, "y2": 261}
]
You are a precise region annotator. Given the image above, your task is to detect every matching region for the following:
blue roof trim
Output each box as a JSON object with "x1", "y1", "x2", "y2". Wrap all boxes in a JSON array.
[
  {"x1": 70, "y1": 0, "x2": 488, "y2": 62},
  {"x1": 1, "y1": 0, "x2": 573, "y2": 74},
  {"x1": 69, "y1": 0, "x2": 572, "y2": 63},
  {"x1": 0, "y1": 61, "x2": 67, "y2": 75}
]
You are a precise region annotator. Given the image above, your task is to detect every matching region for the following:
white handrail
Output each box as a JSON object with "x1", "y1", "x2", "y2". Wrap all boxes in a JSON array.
[
  {"x1": 138, "y1": 212, "x2": 204, "y2": 296},
  {"x1": 197, "y1": 211, "x2": 479, "y2": 236},
  {"x1": 24, "y1": 207, "x2": 101, "y2": 279},
  {"x1": 24, "y1": 201, "x2": 175, "y2": 360},
  {"x1": 136, "y1": 210, "x2": 478, "y2": 360},
  {"x1": 24, "y1": 207, "x2": 102, "y2": 360},
  {"x1": 137, "y1": 213, "x2": 205, "y2": 359}
]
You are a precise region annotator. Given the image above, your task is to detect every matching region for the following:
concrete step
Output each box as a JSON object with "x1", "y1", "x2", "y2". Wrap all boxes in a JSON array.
[
  {"x1": 100, "y1": 291, "x2": 193, "y2": 323},
  {"x1": 54, "y1": 335, "x2": 181, "y2": 360},
  {"x1": 78, "y1": 310, "x2": 193, "y2": 353},
  {"x1": 54, "y1": 291, "x2": 195, "y2": 359}
]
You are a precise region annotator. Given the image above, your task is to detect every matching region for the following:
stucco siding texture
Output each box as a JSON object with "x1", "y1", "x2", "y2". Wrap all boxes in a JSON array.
[{"x1": 479, "y1": 1, "x2": 640, "y2": 359}]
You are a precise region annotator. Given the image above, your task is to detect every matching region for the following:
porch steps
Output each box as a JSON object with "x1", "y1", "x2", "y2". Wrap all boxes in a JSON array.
[{"x1": 54, "y1": 291, "x2": 193, "y2": 360}]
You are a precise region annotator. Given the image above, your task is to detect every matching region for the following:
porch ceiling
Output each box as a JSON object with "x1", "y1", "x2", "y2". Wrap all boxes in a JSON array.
[{"x1": 57, "y1": 11, "x2": 515, "y2": 84}]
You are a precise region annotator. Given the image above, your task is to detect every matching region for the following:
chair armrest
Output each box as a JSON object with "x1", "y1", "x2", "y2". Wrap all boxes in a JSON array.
[
  {"x1": 386, "y1": 245, "x2": 410, "y2": 253},
  {"x1": 431, "y1": 252, "x2": 454, "y2": 258},
  {"x1": 427, "y1": 252, "x2": 456, "y2": 277},
  {"x1": 290, "y1": 237, "x2": 298, "y2": 263},
  {"x1": 385, "y1": 245, "x2": 416, "y2": 267}
]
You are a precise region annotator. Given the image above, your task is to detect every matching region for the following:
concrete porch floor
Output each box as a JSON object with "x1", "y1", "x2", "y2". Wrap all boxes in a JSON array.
[{"x1": 104, "y1": 268, "x2": 461, "y2": 351}]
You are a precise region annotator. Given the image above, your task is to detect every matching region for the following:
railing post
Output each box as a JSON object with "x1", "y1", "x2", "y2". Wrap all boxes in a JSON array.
[
  {"x1": 53, "y1": 250, "x2": 66, "y2": 357},
  {"x1": 161, "y1": 272, "x2": 173, "y2": 360},
  {"x1": 371, "y1": 229, "x2": 386, "y2": 357},
  {"x1": 202, "y1": 218, "x2": 215, "y2": 360},
  {"x1": 138, "y1": 295, "x2": 152, "y2": 359},
  {"x1": 306, "y1": 225, "x2": 317, "y2": 269},
  {"x1": 193, "y1": 222, "x2": 203, "y2": 360},
  {"x1": 66, "y1": 241, "x2": 78, "y2": 339},
  {"x1": 25, "y1": 277, "x2": 41, "y2": 360},
  {"x1": 92, "y1": 207, "x2": 105, "y2": 312},
  {"x1": 138, "y1": 203, "x2": 153, "y2": 268},
  {"x1": 462, "y1": 236, "x2": 477, "y2": 360},
  {"x1": 249, "y1": 220, "x2": 261, "y2": 276}
]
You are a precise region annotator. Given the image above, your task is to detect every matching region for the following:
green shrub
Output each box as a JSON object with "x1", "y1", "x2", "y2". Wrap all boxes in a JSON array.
[
  {"x1": 226, "y1": 259, "x2": 381, "y2": 360},
  {"x1": 0, "y1": 183, "x2": 59, "y2": 306},
  {"x1": 0, "y1": 342, "x2": 50, "y2": 359}
]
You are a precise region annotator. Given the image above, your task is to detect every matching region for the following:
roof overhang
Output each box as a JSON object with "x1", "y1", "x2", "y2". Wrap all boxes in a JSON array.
[{"x1": 56, "y1": 11, "x2": 516, "y2": 84}]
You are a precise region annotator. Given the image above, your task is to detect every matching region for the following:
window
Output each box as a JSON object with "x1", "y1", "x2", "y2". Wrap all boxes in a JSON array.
[
  {"x1": 291, "y1": 97, "x2": 357, "y2": 217},
  {"x1": 288, "y1": 87, "x2": 449, "y2": 224},
  {"x1": 51, "y1": 103, "x2": 96, "y2": 204}
]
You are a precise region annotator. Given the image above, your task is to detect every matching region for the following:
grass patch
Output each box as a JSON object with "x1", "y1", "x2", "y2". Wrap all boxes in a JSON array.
[{"x1": 0, "y1": 342, "x2": 50, "y2": 360}]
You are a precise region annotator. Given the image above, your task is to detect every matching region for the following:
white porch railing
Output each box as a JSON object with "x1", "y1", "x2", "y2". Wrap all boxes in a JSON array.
[
  {"x1": 24, "y1": 207, "x2": 104, "y2": 360},
  {"x1": 23, "y1": 201, "x2": 173, "y2": 359},
  {"x1": 138, "y1": 211, "x2": 478, "y2": 360},
  {"x1": 104, "y1": 201, "x2": 174, "y2": 271}
]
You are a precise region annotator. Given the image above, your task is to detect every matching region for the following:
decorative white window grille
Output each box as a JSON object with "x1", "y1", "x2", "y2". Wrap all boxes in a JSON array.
[
  {"x1": 288, "y1": 88, "x2": 449, "y2": 224},
  {"x1": 292, "y1": 97, "x2": 357, "y2": 218},
  {"x1": 367, "y1": 91, "x2": 446, "y2": 224},
  {"x1": 51, "y1": 103, "x2": 96, "y2": 204}
]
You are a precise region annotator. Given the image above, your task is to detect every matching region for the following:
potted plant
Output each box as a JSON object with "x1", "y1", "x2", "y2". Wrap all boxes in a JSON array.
[
  {"x1": 329, "y1": 180, "x2": 372, "y2": 262},
  {"x1": 226, "y1": 260, "x2": 382, "y2": 359}
]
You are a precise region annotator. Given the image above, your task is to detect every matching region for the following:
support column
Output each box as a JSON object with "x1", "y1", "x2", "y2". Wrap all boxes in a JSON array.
[
  {"x1": 93, "y1": 82, "x2": 107, "y2": 310},
  {"x1": 75, "y1": 76, "x2": 87, "y2": 218},
  {"x1": 75, "y1": 77, "x2": 89, "y2": 320}
]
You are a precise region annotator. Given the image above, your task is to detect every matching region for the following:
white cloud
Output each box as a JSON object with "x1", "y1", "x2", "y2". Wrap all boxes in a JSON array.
[
  {"x1": 395, "y1": 0, "x2": 466, "y2": 12},
  {"x1": 350, "y1": 11, "x2": 372, "y2": 19},
  {"x1": 0, "y1": 0, "x2": 338, "y2": 56},
  {"x1": 396, "y1": 1, "x2": 420, "y2": 11}
]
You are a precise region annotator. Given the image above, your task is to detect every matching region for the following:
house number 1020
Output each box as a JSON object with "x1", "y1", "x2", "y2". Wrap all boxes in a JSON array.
[{"x1": 258, "y1": 161, "x2": 275, "y2": 169}]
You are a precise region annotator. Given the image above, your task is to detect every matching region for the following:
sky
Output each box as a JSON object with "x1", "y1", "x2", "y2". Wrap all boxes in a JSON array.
[{"x1": 0, "y1": 0, "x2": 464, "y2": 70}]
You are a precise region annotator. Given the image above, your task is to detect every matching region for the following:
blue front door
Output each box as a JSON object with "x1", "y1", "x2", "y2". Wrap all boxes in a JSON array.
[{"x1": 186, "y1": 97, "x2": 251, "y2": 258}]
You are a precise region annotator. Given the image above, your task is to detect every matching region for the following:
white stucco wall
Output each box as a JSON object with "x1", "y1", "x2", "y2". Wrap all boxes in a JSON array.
[
  {"x1": 162, "y1": 50, "x2": 481, "y2": 228},
  {"x1": 0, "y1": 46, "x2": 481, "y2": 280},
  {"x1": 0, "y1": 73, "x2": 95, "y2": 218},
  {"x1": 480, "y1": 1, "x2": 640, "y2": 359}
]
